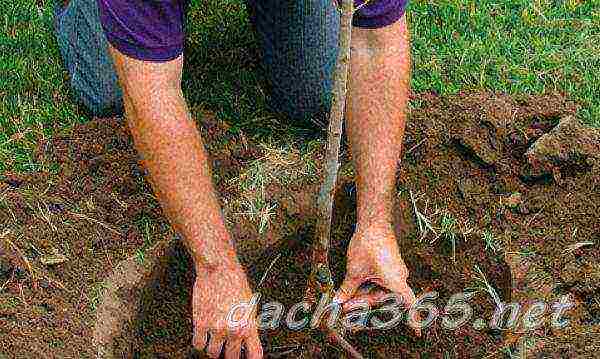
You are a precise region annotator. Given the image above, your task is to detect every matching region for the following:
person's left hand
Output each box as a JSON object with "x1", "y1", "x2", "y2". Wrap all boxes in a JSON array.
[{"x1": 333, "y1": 221, "x2": 420, "y2": 335}]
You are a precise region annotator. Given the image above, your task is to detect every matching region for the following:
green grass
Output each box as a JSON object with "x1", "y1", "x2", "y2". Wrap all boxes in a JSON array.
[
  {"x1": 438, "y1": 210, "x2": 459, "y2": 262},
  {"x1": 409, "y1": 0, "x2": 600, "y2": 123},
  {"x1": 1, "y1": 1, "x2": 85, "y2": 173},
  {"x1": 482, "y1": 229, "x2": 502, "y2": 253},
  {"x1": 1, "y1": 0, "x2": 599, "y2": 174}
]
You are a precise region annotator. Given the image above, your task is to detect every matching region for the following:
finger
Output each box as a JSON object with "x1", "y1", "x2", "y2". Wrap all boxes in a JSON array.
[
  {"x1": 206, "y1": 334, "x2": 225, "y2": 358},
  {"x1": 343, "y1": 289, "x2": 395, "y2": 312},
  {"x1": 333, "y1": 276, "x2": 362, "y2": 304},
  {"x1": 225, "y1": 338, "x2": 242, "y2": 359},
  {"x1": 392, "y1": 283, "x2": 421, "y2": 337},
  {"x1": 192, "y1": 329, "x2": 208, "y2": 350},
  {"x1": 395, "y1": 283, "x2": 417, "y2": 309},
  {"x1": 244, "y1": 332, "x2": 263, "y2": 359}
]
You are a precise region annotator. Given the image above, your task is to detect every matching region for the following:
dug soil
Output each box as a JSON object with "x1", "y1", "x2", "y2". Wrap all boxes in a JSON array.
[{"x1": 1, "y1": 92, "x2": 599, "y2": 358}]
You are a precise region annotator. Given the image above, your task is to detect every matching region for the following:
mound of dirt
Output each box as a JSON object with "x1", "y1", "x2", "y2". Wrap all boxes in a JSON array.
[{"x1": 1, "y1": 92, "x2": 599, "y2": 358}]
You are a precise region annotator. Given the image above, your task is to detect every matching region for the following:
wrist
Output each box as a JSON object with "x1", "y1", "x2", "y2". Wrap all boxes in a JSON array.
[
  {"x1": 185, "y1": 229, "x2": 240, "y2": 272},
  {"x1": 354, "y1": 217, "x2": 393, "y2": 235},
  {"x1": 351, "y1": 220, "x2": 398, "y2": 249},
  {"x1": 356, "y1": 197, "x2": 393, "y2": 227}
]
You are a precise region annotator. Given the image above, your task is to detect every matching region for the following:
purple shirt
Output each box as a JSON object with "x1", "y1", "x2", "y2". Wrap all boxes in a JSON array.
[{"x1": 98, "y1": 0, "x2": 408, "y2": 62}]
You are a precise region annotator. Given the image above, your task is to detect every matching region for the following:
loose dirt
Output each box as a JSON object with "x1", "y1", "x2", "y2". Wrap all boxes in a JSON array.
[{"x1": 1, "y1": 92, "x2": 598, "y2": 358}]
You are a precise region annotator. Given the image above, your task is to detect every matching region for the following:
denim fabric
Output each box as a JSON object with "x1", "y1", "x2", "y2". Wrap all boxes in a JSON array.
[
  {"x1": 245, "y1": 0, "x2": 340, "y2": 121},
  {"x1": 54, "y1": 0, "x2": 123, "y2": 116},
  {"x1": 55, "y1": 1, "x2": 402, "y2": 120}
]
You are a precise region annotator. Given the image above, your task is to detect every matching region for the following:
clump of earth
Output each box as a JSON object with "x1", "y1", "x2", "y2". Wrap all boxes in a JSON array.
[{"x1": 1, "y1": 92, "x2": 598, "y2": 358}]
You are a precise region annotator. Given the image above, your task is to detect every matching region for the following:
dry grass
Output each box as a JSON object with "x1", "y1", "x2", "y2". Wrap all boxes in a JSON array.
[
  {"x1": 408, "y1": 189, "x2": 439, "y2": 241},
  {"x1": 467, "y1": 264, "x2": 503, "y2": 309},
  {"x1": 229, "y1": 141, "x2": 320, "y2": 233}
]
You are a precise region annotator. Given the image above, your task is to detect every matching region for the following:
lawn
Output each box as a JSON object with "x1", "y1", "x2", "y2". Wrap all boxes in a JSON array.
[
  {"x1": 1, "y1": 1, "x2": 599, "y2": 356},
  {"x1": 1, "y1": 0, "x2": 599, "y2": 173}
]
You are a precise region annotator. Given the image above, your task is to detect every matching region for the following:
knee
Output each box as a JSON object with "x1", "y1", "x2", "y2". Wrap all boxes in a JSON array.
[
  {"x1": 73, "y1": 84, "x2": 124, "y2": 117},
  {"x1": 267, "y1": 82, "x2": 332, "y2": 123},
  {"x1": 66, "y1": 60, "x2": 124, "y2": 117},
  {"x1": 54, "y1": 0, "x2": 123, "y2": 117},
  {"x1": 265, "y1": 57, "x2": 336, "y2": 122}
]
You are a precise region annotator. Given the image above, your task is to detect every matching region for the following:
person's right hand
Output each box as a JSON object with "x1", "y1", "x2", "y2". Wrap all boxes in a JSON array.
[{"x1": 192, "y1": 258, "x2": 263, "y2": 359}]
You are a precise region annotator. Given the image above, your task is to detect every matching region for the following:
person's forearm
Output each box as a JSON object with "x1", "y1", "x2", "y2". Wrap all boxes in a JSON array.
[
  {"x1": 109, "y1": 50, "x2": 237, "y2": 270},
  {"x1": 346, "y1": 16, "x2": 411, "y2": 226},
  {"x1": 127, "y1": 92, "x2": 236, "y2": 268}
]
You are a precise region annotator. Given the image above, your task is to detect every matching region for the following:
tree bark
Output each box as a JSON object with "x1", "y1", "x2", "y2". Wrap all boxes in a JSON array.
[
  {"x1": 310, "y1": 0, "x2": 354, "y2": 295},
  {"x1": 308, "y1": 1, "x2": 365, "y2": 358}
]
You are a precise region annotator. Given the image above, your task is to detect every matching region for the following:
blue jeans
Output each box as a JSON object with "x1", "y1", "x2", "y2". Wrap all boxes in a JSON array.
[{"x1": 54, "y1": 0, "x2": 340, "y2": 121}]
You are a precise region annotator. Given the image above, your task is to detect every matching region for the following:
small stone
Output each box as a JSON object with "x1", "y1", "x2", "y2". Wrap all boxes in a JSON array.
[
  {"x1": 473, "y1": 318, "x2": 487, "y2": 330},
  {"x1": 13, "y1": 267, "x2": 26, "y2": 280},
  {"x1": 39, "y1": 279, "x2": 50, "y2": 290},
  {"x1": 40, "y1": 254, "x2": 68, "y2": 266},
  {"x1": 502, "y1": 192, "x2": 523, "y2": 208},
  {"x1": 3, "y1": 175, "x2": 22, "y2": 188},
  {"x1": 48, "y1": 203, "x2": 64, "y2": 213}
]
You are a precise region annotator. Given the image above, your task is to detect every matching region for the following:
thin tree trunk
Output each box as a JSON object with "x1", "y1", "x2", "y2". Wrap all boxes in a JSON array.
[
  {"x1": 310, "y1": 0, "x2": 354, "y2": 294},
  {"x1": 307, "y1": 1, "x2": 365, "y2": 358}
]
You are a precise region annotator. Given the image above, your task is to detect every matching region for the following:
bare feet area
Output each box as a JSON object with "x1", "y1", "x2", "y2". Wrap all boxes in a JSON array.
[{"x1": 1, "y1": 92, "x2": 598, "y2": 358}]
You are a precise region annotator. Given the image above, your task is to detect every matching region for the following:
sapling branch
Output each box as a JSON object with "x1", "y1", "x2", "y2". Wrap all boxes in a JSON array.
[{"x1": 305, "y1": 1, "x2": 365, "y2": 358}]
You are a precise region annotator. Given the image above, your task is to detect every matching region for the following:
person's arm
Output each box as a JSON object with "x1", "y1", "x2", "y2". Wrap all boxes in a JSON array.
[
  {"x1": 109, "y1": 48, "x2": 232, "y2": 267},
  {"x1": 348, "y1": 14, "x2": 410, "y2": 228},
  {"x1": 109, "y1": 47, "x2": 262, "y2": 359},
  {"x1": 335, "y1": 15, "x2": 420, "y2": 333}
]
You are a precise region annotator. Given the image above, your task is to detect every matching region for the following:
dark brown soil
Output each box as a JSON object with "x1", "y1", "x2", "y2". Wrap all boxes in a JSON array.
[{"x1": 1, "y1": 92, "x2": 599, "y2": 358}]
